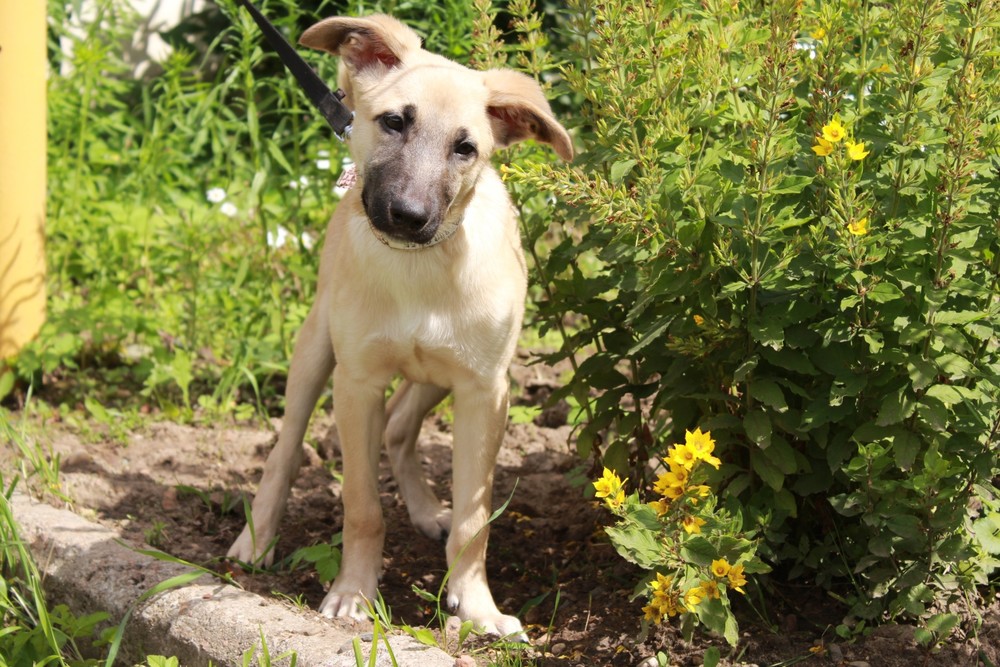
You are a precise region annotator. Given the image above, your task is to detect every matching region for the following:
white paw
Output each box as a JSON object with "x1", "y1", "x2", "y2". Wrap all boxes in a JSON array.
[
  {"x1": 227, "y1": 524, "x2": 276, "y2": 567},
  {"x1": 319, "y1": 589, "x2": 370, "y2": 621},
  {"x1": 447, "y1": 592, "x2": 526, "y2": 641}
]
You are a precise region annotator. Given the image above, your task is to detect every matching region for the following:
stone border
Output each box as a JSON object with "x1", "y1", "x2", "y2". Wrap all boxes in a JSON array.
[{"x1": 11, "y1": 492, "x2": 456, "y2": 667}]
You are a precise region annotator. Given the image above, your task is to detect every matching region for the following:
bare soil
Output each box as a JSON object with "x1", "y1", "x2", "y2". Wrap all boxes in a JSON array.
[{"x1": 7, "y1": 352, "x2": 999, "y2": 666}]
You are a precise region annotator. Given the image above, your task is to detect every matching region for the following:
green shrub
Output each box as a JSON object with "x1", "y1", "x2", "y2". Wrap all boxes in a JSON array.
[{"x1": 509, "y1": 0, "x2": 1000, "y2": 625}]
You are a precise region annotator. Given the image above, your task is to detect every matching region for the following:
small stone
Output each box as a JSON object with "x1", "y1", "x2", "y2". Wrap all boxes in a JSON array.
[
  {"x1": 550, "y1": 642, "x2": 566, "y2": 656},
  {"x1": 847, "y1": 662, "x2": 870, "y2": 667},
  {"x1": 453, "y1": 656, "x2": 476, "y2": 667},
  {"x1": 828, "y1": 644, "x2": 844, "y2": 662},
  {"x1": 636, "y1": 657, "x2": 659, "y2": 667},
  {"x1": 445, "y1": 615, "x2": 463, "y2": 634},
  {"x1": 359, "y1": 632, "x2": 373, "y2": 642}
]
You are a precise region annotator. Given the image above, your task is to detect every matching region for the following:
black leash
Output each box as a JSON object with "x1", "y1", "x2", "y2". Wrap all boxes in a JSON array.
[{"x1": 234, "y1": 0, "x2": 354, "y2": 140}]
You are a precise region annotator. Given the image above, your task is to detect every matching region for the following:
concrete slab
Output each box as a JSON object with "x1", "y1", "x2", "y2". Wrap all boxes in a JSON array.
[{"x1": 11, "y1": 492, "x2": 457, "y2": 667}]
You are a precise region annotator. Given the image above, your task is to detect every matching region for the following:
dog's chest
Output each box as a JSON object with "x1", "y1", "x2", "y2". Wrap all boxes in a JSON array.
[{"x1": 331, "y1": 263, "x2": 519, "y2": 387}]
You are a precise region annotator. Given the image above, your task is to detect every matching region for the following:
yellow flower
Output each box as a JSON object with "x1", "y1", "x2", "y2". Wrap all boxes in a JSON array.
[
  {"x1": 685, "y1": 428, "x2": 721, "y2": 469},
  {"x1": 848, "y1": 217, "x2": 869, "y2": 236},
  {"x1": 648, "y1": 498, "x2": 670, "y2": 516},
  {"x1": 821, "y1": 117, "x2": 847, "y2": 143},
  {"x1": 682, "y1": 515, "x2": 706, "y2": 534},
  {"x1": 643, "y1": 602, "x2": 663, "y2": 624},
  {"x1": 811, "y1": 137, "x2": 834, "y2": 156},
  {"x1": 728, "y1": 564, "x2": 748, "y2": 593},
  {"x1": 684, "y1": 586, "x2": 706, "y2": 611},
  {"x1": 711, "y1": 558, "x2": 731, "y2": 578},
  {"x1": 846, "y1": 139, "x2": 870, "y2": 160},
  {"x1": 875, "y1": 63, "x2": 892, "y2": 74},
  {"x1": 811, "y1": 27, "x2": 826, "y2": 40},
  {"x1": 607, "y1": 488, "x2": 626, "y2": 510},
  {"x1": 692, "y1": 314, "x2": 705, "y2": 326},
  {"x1": 593, "y1": 468, "x2": 624, "y2": 500},
  {"x1": 701, "y1": 579, "x2": 721, "y2": 600},
  {"x1": 653, "y1": 463, "x2": 689, "y2": 497},
  {"x1": 650, "y1": 572, "x2": 673, "y2": 592},
  {"x1": 693, "y1": 484, "x2": 711, "y2": 498},
  {"x1": 669, "y1": 444, "x2": 698, "y2": 471}
]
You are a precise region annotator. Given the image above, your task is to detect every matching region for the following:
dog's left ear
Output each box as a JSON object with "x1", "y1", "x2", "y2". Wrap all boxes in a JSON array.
[
  {"x1": 299, "y1": 15, "x2": 421, "y2": 75},
  {"x1": 484, "y1": 70, "x2": 573, "y2": 161}
]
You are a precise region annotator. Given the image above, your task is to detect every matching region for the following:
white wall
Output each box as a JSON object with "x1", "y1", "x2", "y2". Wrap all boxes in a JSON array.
[{"x1": 60, "y1": 0, "x2": 209, "y2": 77}]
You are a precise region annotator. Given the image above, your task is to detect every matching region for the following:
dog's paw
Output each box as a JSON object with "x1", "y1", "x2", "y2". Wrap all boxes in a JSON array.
[
  {"x1": 227, "y1": 524, "x2": 276, "y2": 567},
  {"x1": 410, "y1": 504, "x2": 452, "y2": 542},
  {"x1": 318, "y1": 589, "x2": 370, "y2": 621},
  {"x1": 447, "y1": 592, "x2": 527, "y2": 641}
]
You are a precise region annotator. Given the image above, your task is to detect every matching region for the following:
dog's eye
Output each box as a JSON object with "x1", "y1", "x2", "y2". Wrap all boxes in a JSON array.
[
  {"x1": 454, "y1": 140, "x2": 477, "y2": 157},
  {"x1": 380, "y1": 114, "x2": 405, "y2": 133}
]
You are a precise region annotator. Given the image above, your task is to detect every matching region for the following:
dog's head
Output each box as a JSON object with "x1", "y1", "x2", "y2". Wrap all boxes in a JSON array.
[{"x1": 300, "y1": 15, "x2": 573, "y2": 248}]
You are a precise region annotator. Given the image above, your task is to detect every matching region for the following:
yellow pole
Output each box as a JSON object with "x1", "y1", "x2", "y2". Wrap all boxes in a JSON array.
[{"x1": 0, "y1": 1, "x2": 47, "y2": 359}]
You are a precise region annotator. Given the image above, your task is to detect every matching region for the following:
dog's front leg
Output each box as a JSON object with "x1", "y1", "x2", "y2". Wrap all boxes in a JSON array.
[
  {"x1": 228, "y1": 304, "x2": 334, "y2": 566},
  {"x1": 446, "y1": 380, "x2": 524, "y2": 638},
  {"x1": 318, "y1": 368, "x2": 387, "y2": 620}
]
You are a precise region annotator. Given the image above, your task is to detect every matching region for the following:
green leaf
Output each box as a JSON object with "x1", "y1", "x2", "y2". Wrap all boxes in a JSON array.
[
  {"x1": 749, "y1": 379, "x2": 787, "y2": 412},
  {"x1": 265, "y1": 138, "x2": 294, "y2": 175},
  {"x1": 770, "y1": 174, "x2": 813, "y2": 194},
  {"x1": 679, "y1": 535, "x2": 716, "y2": 567},
  {"x1": 762, "y1": 437, "x2": 798, "y2": 475},
  {"x1": 751, "y1": 451, "x2": 784, "y2": 491},
  {"x1": 403, "y1": 626, "x2": 439, "y2": 648},
  {"x1": 610, "y1": 158, "x2": 638, "y2": 183},
  {"x1": 733, "y1": 356, "x2": 759, "y2": 382},
  {"x1": 605, "y1": 522, "x2": 661, "y2": 569},
  {"x1": 933, "y1": 310, "x2": 985, "y2": 325},
  {"x1": 866, "y1": 282, "x2": 904, "y2": 303},
  {"x1": 925, "y1": 612, "x2": 960, "y2": 640},
  {"x1": 973, "y1": 514, "x2": 1000, "y2": 554},
  {"x1": 744, "y1": 411, "x2": 771, "y2": 448},
  {"x1": 84, "y1": 396, "x2": 111, "y2": 423},
  {"x1": 924, "y1": 384, "x2": 963, "y2": 406},
  {"x1": 876, "y1": 391, "x2": 915, "y2": 426},
  {"x1": 749, "y1": 319, "x2": 784, "y2": 349},
  {"x1": 892, "y1": 430, "x2": 920, "y2": 471},
  {"x1": 703, "y1": 647, "x2": 721, "y2": 667}
]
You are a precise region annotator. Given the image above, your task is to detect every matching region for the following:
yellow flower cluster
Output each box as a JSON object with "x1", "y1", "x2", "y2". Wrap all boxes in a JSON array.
[
  {"x1": 649, "y1": 428, "x2": 719, "y2": 524},
  {"x1": 642, "y1": 573, "x2": 682, "y2": 624},
  {"x1": 644, "y1": 559, "x2": 750, "y2": 624},
  {"x1": 593, "y1": 467, "x2": 626, "y2": 510},
  {"x1": 811, "y1": 116, "x2": 869, "y2": 161}
]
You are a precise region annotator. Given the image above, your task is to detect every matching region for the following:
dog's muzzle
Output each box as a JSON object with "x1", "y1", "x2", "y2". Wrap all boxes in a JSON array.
[
  {"x1": 360, "y1": 177, "x2": 462, "y2": 250},
  {"x1": 367, "y1": 214, "x2": 461, "y2": 250}
]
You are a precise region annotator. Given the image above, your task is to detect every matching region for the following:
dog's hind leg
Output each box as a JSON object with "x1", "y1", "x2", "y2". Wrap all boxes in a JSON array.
[
  {"x1": 228, "y1": 302, "x2": 334, "y2": 566},
  {"x1": 385, "y1": 381, "x2": 451, "y2": 540}
]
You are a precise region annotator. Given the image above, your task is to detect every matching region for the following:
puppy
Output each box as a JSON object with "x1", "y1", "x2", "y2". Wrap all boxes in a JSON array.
[{"x1": 227, "y1": 14, "x2": 572, "y2": 637}]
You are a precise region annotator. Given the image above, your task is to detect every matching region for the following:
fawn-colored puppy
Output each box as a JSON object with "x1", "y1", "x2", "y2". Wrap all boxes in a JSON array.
[{"x1": 227, "y1": 15, "x2": 572, "y2": 637}]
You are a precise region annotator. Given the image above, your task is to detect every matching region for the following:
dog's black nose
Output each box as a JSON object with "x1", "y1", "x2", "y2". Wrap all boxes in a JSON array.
[{"x1": 389, "y1": 201, "x2": 430, "y2": 232}]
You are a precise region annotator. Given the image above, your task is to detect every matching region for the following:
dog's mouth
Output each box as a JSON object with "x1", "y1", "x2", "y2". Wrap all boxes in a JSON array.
[{"x1": 361, "y1": 185, "x2": 460, "y2": 250}]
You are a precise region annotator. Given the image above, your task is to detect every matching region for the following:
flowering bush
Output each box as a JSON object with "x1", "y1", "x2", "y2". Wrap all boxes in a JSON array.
[
  {"x1": 506, "y1": 0, "x2": 1000, "y2": 633},
  {"x1": 594, "y1": 429, "x2": 765, "y2": 645}
]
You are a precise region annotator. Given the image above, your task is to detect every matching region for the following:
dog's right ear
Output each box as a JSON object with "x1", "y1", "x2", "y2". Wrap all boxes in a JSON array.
[{"x1": 299, "y1": 15, "x2": 421, "y2": 76}]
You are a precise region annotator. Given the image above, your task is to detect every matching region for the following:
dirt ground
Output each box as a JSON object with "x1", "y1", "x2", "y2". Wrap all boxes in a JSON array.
[{"x1": 7, "y1": 352, "x2": 1000, "y2": 666}]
